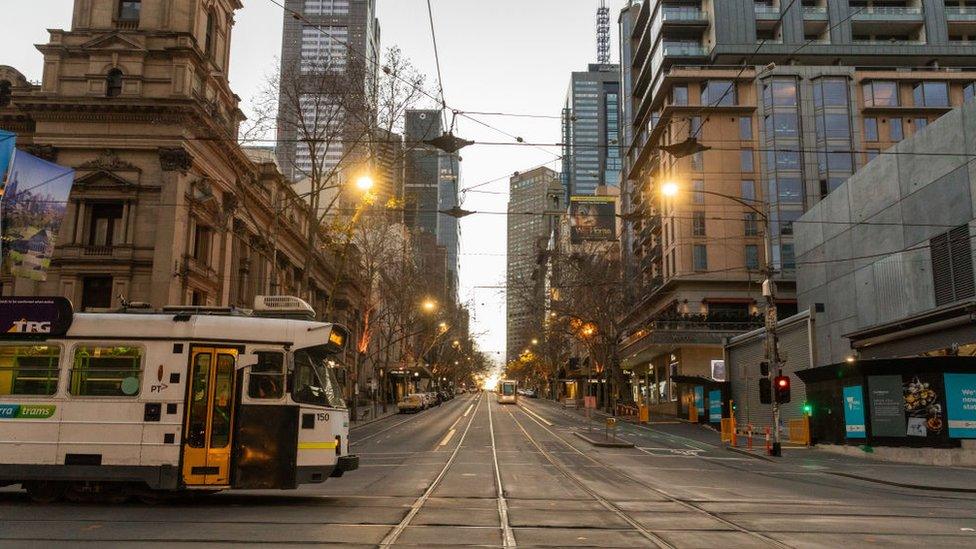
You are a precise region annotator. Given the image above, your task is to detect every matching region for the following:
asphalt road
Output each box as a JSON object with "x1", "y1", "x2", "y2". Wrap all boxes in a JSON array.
[{"x1": 1, "y1": 392, "x2": 975, "y2": 547}]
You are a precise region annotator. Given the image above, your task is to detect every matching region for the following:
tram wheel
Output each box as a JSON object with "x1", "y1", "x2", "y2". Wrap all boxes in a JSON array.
[{"x1": 25, "y1": 481, "x2": 67, "y2": 504}]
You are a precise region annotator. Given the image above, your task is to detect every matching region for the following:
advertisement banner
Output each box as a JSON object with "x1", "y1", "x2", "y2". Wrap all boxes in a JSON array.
[
  {"x1": 708, "y1": 389, "x2": 722, "y2": 422},
  {"x1": 0, "y1": 130, "x2": 14, "y2": 185},
  {"x1": 694, "y1": 386, "x2": 704, "y2": 417},
  {"x1": 0, "y1": 297, "x2": 74, "y2": 337},
  {"x1": 944, "y1": 373, "x2": 976, "y2": 439},
  {"x1": 710, "y1": 359, "x2": 726, "y2": 381},
  {"x1": 843, "y1": 385, "x2": 866, "y2": 439},
  {"x1": 569, "y1": 196, "x2": 616, "y2": 243},
  {"x1": 0, "y1": 151, "x2": 75, "y2": 281},
  {"x1": 868, "y1": 375, "x2": 907, "y2": 438}
]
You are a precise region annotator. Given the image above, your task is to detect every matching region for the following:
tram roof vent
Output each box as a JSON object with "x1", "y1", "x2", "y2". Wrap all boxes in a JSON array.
[{"x1": 253, "y1": 295, "x2": 316, "y2": 320}]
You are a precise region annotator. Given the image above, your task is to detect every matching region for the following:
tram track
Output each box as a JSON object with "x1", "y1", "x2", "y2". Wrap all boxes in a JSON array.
[
  {"x1": 510, "y1": 402, "x2": 794, "y2": 549},
  {"x1": 377, "y1": 392, "x2": 486, "y2": 547},
  {"x1": 487, "y1": 394, "x2": 517, "y2": 548}
]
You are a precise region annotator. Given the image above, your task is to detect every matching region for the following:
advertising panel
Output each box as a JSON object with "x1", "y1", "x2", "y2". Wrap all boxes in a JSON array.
[
  {"x1": 903, "y1": 374, "x2": 944, "y2": 438},
  {"x1": 710, "y1": 359, "x2": 726, "y2": 382},
  {"x1": 708, "y1": 389, "x2": 722, "y2": 422},
  {"x1": 694, "y1": 386, "x2": 704, "y2": 417},
  {"x1": 944, "y1": 373, "x2": 976, "y2": 439},
  {"x1": 0, "y1": 296, "x2": 74, "y2": 337},
  {"x1": 843, "y1": 385, "x2": 866, "y2": 439},
  {"x1": 569, "y1": 196, "x2": 616, "y2": 243},
  {"x1": 868, "y1": 375, "x2": 907, "y2": 438},
  {"x1": 0, "y1": 130, "x2": 14, "y2": 184},
  {"x1": 0, "y1": 151, "x2": 75, "y2": 281}
]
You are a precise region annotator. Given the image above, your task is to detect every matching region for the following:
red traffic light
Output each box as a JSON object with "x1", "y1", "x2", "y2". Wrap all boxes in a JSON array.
[
  {"x1": 777, "y1": 378, "x2": 788, "y2": 388},
  {"x1": 773, "y1": 375, "x2": 791, "y2": 404}
]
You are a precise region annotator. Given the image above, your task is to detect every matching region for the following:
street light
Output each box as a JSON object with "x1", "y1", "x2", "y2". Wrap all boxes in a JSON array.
[
  {"x1": 661, "y1": 181, "x2": 679, "y2": 198},
  {"x1": 531, "y1": 338, "x2": 539, "y2": 346},
  {"x1": 422, "y1": 299, "x2": 437, "y2": 313},
  {"x1": 355, "y1": 174, "x2": 375, "y2": 192}
]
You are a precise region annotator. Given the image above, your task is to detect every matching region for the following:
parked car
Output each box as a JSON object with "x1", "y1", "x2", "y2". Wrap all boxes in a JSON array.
[{"x1": 398, "y1": 394, "x2": 425, "y2": 413}]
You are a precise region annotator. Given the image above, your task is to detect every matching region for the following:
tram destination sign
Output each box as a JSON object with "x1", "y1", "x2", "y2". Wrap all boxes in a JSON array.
[{"x1": 0, "y1": 296, "x2": 73, "y2": 337}]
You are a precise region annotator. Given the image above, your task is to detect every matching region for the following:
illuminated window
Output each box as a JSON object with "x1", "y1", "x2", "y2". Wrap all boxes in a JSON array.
[{"x1": 70, "y1": 345, "x2": 143, "y2": 397}]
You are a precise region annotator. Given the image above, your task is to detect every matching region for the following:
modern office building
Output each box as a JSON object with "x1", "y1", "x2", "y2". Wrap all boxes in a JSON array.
[
  {"x1": 561, "y1": 64, "x2": 622, "y2": 199},
  {"x1": 276, "y1": 0, "x2": 380, "y2": 184},
  {"x1": 506, "y1": 167, "x2": 562, "y2": 364},
  {"x1": 404, "y1": 109, "x2": 460, "y2": 301},
  {"x1": 618, "y1": 0, "x2": 976, "y2": 415},
  {"x1": 618, "y1": 1, "x2": 643, "y2": 285}
]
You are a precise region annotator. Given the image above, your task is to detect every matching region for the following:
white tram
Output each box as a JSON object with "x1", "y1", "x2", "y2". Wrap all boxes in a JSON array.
[
  {"x1": 0, "y1": 296, "x2": 358, "y2": 502},
  {"x1": 498, "y1": 380, "x2": 518, "y2": 404}
]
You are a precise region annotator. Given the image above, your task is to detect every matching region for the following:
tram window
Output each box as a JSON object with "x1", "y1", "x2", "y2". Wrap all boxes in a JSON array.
[
  {"x1": 70, "y1": 345, "x2": 143, "y2": 397},
  {"x1": 292, "y1": 346, "x2": 345, "y2": 408},
  {"x1": 0, "y1": 345, "x2": 60, "y2": 396},
  {"x1": 248, "y1": 352, "x2": 284, "y2": 399},
  {"x1": 210, "y1": 354, "x2": 235, "y2": 448}
]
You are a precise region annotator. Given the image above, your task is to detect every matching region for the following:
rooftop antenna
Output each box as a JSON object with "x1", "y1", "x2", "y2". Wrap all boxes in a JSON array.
[{"x1": 597, "y1": 0, "x2": 611, "y2": 64}]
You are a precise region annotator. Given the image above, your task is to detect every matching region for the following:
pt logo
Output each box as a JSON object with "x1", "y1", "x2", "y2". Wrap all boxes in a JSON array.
[{"x1": 6, "y1": 319, "x2": 52, "y2": 334}]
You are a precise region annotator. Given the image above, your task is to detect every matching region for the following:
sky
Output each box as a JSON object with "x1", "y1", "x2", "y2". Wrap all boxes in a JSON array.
[{"x1": 0, "y1": 0, "x2": 623, "y2": 364}]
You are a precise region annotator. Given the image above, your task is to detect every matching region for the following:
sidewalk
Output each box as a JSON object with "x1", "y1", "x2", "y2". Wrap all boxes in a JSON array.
[{"x1": 534, "y1": 398, "x2": 976, "y2": 493}]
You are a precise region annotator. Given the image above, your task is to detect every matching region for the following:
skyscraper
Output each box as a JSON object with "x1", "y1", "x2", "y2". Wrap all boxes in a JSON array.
[
  {"x1": 506, "y1": 167, "x2": 562, "y2": 364},
  {"x1": 619, "y1": 0, "x2": 976, "y2": 413},
  {"x1": 276, "y1": 0, "x2": 380, "y2": 184},
  {"x1": 561, "y1": 64, "x2": 622, "y2": 200},
  {"x1": 404, "y1": 109, "x2": 461, "y2": 301}
]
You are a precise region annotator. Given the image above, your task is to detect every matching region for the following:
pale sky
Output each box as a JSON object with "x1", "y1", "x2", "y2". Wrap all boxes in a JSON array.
[{"x1": 0, "y1": 0, "x2": 622, "y2": 364}]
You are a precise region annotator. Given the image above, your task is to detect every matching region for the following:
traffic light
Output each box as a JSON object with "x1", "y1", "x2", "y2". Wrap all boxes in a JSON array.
[
  {"x1": 759, "y1": 361, "x2": 770, "y2": 377},
  {"x1": 802, "y1": 402, "x2": 813, "y2": 416},
  {"x1": 759, "y1": 377, "x2": 772, "y2": 404},
  {"x1": 774, "y1": 375, "x2": 791, "y2": 404}
]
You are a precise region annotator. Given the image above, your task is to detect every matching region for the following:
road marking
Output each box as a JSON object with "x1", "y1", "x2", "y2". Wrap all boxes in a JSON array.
[
  {"x1": 488, "y1": 396, "x2": 517, "y2": 548},
  {"x1": 449, "y1": 416, "x2": 462, "y2": 430},
  {"x1": 438, "y1": 429, "x2": 457, "y2": 447},
  {"x1": 518, "y1": 403, "x2": 553, "y2": 426},
  {"x1": 463, "y1": 404, "x2": 474, "y2": 417}
]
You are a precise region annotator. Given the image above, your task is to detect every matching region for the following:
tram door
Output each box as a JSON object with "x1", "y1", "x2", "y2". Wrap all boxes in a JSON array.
[{"x1": 182, "y1": 347, "x2": 239, "y2": 486}]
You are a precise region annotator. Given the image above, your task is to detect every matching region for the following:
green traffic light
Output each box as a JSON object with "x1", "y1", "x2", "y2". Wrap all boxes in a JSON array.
[{"x1": 802, "y1": 403, "x2": 813, "y2": 415}]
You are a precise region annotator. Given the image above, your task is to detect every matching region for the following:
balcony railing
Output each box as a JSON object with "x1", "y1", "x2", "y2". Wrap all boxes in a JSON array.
[
  {"x1": 84, "y1": 245, "x2": 113, "y2": 257},
  {"x1": 802, "y1": 6, "x2": 828, "y2": 19},
  {"x1": 754, "y1": 4, "x2": 781, "y2": 19},
  {"x1": 662, "y1": 7, "x2": 708, "y2": 24},
  {"x1": 661, "y1": 43, "x2": 709, "y2": 57},
  {"x1": 946, "y1": 7, "x2": 976, "y2": 21},
  {"x1": 851, "y1": 6, "x2": 923, "y2": 21},
  {"x1": 852, "y1": 38, "x2": 923, "y2": 45}
]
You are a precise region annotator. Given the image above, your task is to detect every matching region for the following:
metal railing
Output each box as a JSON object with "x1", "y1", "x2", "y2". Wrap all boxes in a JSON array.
[
  {"x1": 946, "y1": 7, "x2": 976, "y2": 20},
  {"x1": 754, "y1": 4, "x2": 781, "y2": 19},
  {"x1": 662, "y1": 7, "x2": 708, "y2": 22},
  {"x1": 83, "y1": 245, "x2": 113, "y2": 256},
  {"x1": 851, "y1": 6, "x2": 923, "y2": 19}
]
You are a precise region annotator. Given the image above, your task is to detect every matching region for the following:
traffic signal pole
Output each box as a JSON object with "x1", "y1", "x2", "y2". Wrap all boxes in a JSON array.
[{"x1": 762, "y1": 223, "x2": 783, "y2": 457}]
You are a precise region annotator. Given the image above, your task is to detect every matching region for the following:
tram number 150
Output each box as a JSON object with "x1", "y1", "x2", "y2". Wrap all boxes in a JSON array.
[{"x1": 317, "y1": 413, "x2": 330, "y2": 422}]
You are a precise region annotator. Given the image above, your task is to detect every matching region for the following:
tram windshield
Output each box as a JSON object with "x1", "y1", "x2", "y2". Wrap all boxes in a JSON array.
[
  {"x1": 292, "y1": 345, "x2": 346, "y2": 409},
  {"x1": 501, "y1": 382, "x2": 516, "y2": 396}
]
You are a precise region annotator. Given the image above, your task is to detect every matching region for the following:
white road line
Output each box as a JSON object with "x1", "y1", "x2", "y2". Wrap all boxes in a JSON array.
[
  {"x1": 438, "y1": 429, "x2": 457, "y2": 447},
  {"x1": 488, "y1": 396, "x2": 517, "y2": 547},
  {"x1": 463, "y1": 404, "x2": 474, "y2": 417}
]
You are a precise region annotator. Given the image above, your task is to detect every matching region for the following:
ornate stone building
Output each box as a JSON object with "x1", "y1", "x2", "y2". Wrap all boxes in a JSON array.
[{"x1": 0, "y1": 0, "x2": 364, "y2": 331}]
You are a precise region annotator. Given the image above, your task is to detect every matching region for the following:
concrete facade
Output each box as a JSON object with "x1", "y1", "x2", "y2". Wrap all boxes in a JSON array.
[{"x1": 796, "y1": 98, "x2": 976, "y2": 366}]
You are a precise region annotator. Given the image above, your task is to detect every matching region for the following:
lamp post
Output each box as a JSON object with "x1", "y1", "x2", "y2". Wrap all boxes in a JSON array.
[{"x1": 661, "y1": 181, "x2": 783, "y2": 456}]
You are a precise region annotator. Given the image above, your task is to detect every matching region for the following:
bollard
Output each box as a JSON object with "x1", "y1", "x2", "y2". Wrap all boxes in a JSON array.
[{"x1": 748, "y1": 424, "x2": 754, "y2": 450}]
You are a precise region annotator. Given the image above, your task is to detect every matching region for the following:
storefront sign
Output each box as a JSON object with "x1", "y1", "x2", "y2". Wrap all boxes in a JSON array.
[
  {"x1": 843, "y1": 385, "x2": 866, "y2": 439},
  {"x1": 708, "y1": 389, "x2": 722, "y2": 422},
  {"x1": 944, "y1": 373, "x2": 976, "y2": 439},
  {"x1": 694, "y1": 386, "x2": 704, "y2": 417},
  {"x1": 868, "y1": 375, "x2": 906, "y2": 438}
]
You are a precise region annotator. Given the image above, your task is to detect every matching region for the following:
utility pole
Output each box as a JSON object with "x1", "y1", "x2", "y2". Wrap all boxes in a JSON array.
[{"x1": 762, "y1": 216, "x2": 782, "y2": 457}]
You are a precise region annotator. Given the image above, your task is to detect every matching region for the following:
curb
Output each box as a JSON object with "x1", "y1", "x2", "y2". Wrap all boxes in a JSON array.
[
  {"x1": 350, "y1": 410, "x2": 400, "y2": 431},
  {"x1": 573, "y1": 430, "x2": 635, "y2": 448},
  {"x1": 725, "y1": 445, "x2": 775, "y2": 462},
  {"x1": 826, "y1": 471, "x2": 976, "y2": 493}
]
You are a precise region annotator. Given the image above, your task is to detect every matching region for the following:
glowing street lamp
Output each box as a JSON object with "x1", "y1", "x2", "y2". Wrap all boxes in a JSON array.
[
  {"x1": 530, "y1": 338, "x2": 539, "y2": 345},
  {"x1": 661, "y1": 181, "x2": 679, "y2": 198},
  {"x1": 355, "y1": 174, "x2": 375, "y2": 192},
  {"x1": 421, "y1": 299, "x2": 437, "y2": 313}
]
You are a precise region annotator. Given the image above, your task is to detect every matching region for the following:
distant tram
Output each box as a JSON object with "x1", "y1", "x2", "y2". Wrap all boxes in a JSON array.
[
  {"x1": 0, "y1": 296, "x2": 358, "y2": 502},
  {"x1": 498, "y1": 380, "x2": 517, "y2": 404}
]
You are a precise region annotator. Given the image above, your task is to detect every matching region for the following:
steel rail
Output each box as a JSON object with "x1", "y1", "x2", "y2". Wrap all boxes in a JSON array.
[{"x1": 487, "y1": 397, "x2": 517, "y2": 547}]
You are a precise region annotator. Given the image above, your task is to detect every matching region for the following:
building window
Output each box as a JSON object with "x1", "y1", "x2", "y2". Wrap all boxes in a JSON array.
[
  {"x1": 205, "y1": 10, "x2": 217, "y2": 57},
  {"x1": 776, "y1": 177, "x2": 804, "y2": 204},
  {"x1": 739, "y1": 116, "x2": 753, "y2": 140},
  {"x1": 931, "y1": 225, "x2": 975, "y2": 306},
  {"x1": 106, "y1": 69, "x2": 123, "y2": 98},
  {"x1": 965, "y1": 82, "x2": 976, "y2": 102},
  {"x1": 81, "y1": 276, "x2": 113, "y2": 310},
  {"x1": 692, "y1": 179, "x2": 705, "y2": 203},
  {"x1": 816, "y1": 113, "x2": 851, "y2": 140},
  {"x1": 702, "y1": 80, "x2": 735, "y2": 106},
  {"x1": 864, "y1": 117, "x2": 879, "y2": 141},
  {"x1": 889, "y1": 117, "x2": 904, "y2": 141},
  {"x1": 814, "y1": 78, "x2": 848, "y2": 108},
  {"x1": 192, "y1": 224, "x2": 212, "y2": 265},
  {"x1": 0, "y1": 344, "x2": 60, "y2": 396},
  {"x1": 300, "y1": 25, "x2": 349, "y2": 73},
  {"x1": 741, "y1": 179, "x2": 755, "y2": 202},
  {"x1": 866, "y1": 148, "x2": 880, "y2": 163},
  {"x1": 118, "y1": 0, "x2": 141, "y2": 21},
  {"x1": 771, "y1": 112, "x2": 799, "y2": 137},
  {"x1": 693, "y1": 244, "x2": 708, "y2": 271},
  {"x1": 304, "y1": 0, "x2": 350, "y2": 15},
  {"x1": 70, "y1": 345, "x2": 143, "y2": 397},
  {"x1": 745, "y1": 245, "x2": 760, "y2": 270},
  {"x1": 744, "y1": 213, "x2": 759, "y2": 236},
  {"x1": 768, "y1": 80, "x2": 798, "y2": 107},
  {"x1": 740, "y1": 148, "x2": 754, "y2": 172},
  {"x1": 781, "y1": 243, "x2": 796, "y2": 270},
  {"x1": 914, "y1": 117, "x2": 928, "y2": 130},
  {"x1": 913, "y1": 81, "x2": 949, "y2": 107},
  {"x1": 863, "y1": 81, "x2": 898, "y2": 107},
  {"x1": 88, "y1": 203, "x2": 124, "y2": 246},
  {"x1": 779, "y1": 209, "x2": 802, "y2": 236},
  {"x1": 672, "y1": 85, "x2": 688, "y2": 106},
  {"x1": 693, "y1": 211, "x2": 706, "y2": 236}
]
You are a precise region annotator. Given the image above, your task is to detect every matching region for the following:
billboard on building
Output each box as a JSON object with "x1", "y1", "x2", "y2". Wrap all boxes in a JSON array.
[
  {"x1": 569, "y1": 196, "x2": 615, "y2": 243},
  {"x1": 0, "y1": 151, "x2": 75, "y2": 281},
  {"x1": 0, "y1": 130, "x2": 14, "y2": 185}
]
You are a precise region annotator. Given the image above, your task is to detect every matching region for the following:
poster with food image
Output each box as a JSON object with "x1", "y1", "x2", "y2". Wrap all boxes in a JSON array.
[{"x1": 903, "y1": 375, "x2": 943, "y2": 437}]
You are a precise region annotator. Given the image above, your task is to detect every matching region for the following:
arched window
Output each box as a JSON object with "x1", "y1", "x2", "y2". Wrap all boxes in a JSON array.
[
  {"x1": 0, "y1": 80, "x2": 11, "y2": 107},
  {"x1": 106, "y1": 69, "x2": 124, "y2": 98},
  {"x1": 205, "y1": 11, "x2": 217, "y2": 57}
]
